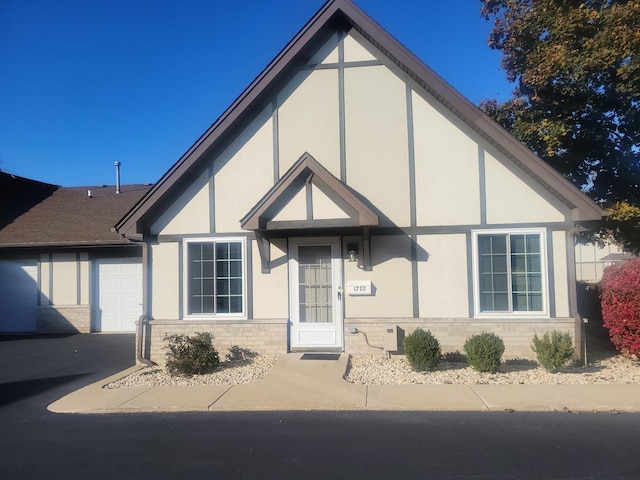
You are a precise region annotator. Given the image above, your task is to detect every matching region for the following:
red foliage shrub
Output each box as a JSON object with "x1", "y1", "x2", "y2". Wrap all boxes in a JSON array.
[{"x1": 600, "y1": 258, "x2": 640, "y2": 357}]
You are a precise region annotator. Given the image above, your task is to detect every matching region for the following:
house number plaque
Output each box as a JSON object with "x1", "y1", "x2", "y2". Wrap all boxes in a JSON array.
[{"x1": 347, "y1": 280, "x2": 372, "y2": 296}]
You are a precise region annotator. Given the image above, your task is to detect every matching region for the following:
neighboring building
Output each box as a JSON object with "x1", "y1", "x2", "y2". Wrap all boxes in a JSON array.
[
  {"x1": 114, "y1": 0, "x2": 604, "y2": 363},
  {"x1": 0, "y1": 172, "x2": 151, "y2": 333},
  {"x1": 575, "y1": 242, "x2": 635, "y2": 284}
]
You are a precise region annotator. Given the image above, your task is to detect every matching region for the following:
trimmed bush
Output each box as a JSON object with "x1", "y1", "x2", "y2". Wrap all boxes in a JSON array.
[
  {"x1": 601, "y1": 258, "x2": 640, "y2": 358},
  {"x1": 225, "y1": 345, "x2": 257, "y2": 363},
  {"x1": 164, "y1": 332, "x2": 220, "y2": 377},
  {"x1": 531, "y1": 330, "x2": 575, "y2": 372},
  {"x1": 464, "y1": 332, "x2": 505, "y2": 373},
  {"x1": 403, "y1": 328, "x2": 442, "y2": 371}
]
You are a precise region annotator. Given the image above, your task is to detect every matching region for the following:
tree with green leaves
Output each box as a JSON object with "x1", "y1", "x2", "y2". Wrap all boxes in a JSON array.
[{"x1": 480, "y1": 0, "x2": 640, "y2": 207}]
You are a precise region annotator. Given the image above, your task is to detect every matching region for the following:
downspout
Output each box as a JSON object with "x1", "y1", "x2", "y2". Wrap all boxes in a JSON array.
[
  {"x1": 136, "y1": 240, "x2": 153, "y2": 366},
  {"x1": 567, "y1": 225, "x2": 586, "y2": 365}
]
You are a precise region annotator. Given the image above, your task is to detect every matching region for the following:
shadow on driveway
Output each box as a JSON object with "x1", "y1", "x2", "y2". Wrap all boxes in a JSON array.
[
  {"x1": 0, "y1": 333, "x2": 135, "y2": 411},
  {"x1": 0, "y1": 373, "x2": 90, "y2": 407}
]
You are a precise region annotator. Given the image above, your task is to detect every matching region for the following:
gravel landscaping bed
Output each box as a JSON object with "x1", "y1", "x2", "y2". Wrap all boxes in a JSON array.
[
  {"x1": 105, "y1": 355, "x2": 279, "y2": 388},
  {"x1": 105, "y1": 353, "x2": 639, "y2": 388},
  {"x1": 344, "y1": 354, "x2": 640, "y2": 385}
]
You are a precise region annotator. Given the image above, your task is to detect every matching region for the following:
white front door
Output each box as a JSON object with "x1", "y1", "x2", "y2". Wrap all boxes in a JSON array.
[
  {"x1": 95, "y1": 259, "x2": 143, "y2": 332},
  {"x1": 289, "y1": 238, "x2": 343, "y2": 350}
]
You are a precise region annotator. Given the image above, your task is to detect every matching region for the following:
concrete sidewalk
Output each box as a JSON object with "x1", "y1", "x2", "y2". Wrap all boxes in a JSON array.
[{"x1": 48, "y1": 353, "x2": 640, "y2": 414}]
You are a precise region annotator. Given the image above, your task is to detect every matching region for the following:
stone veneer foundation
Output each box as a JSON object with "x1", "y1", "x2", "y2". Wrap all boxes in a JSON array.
[
  {"x1": 37, "y1": 305, "x2": 91, "y2": 334},
  {"x1": 143, "y1": 319, "x2": 289, "y2": 365},
  {"x1": 137, "y1": 317, "x2": 576, "y2": 364},
  {"x1": 344, "y1": 318, "x2": 576, "y2": 360}
]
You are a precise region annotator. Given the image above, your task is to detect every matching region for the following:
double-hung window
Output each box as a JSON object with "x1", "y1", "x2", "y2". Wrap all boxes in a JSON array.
[
  {"x1": 474, "y1": 229, "x2": 546, "y2": 315},
  {"x1": 184, "y1": 238, "x2": 246, "y2": 318}
]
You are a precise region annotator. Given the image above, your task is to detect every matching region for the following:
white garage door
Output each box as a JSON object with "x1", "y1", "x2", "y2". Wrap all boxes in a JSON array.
[
  {"x1": 0, "y1": 261, "x2": 38, "y2": 332},
  {"x1": 95, "y1": 259, "x2": 143, "y2": 332}
]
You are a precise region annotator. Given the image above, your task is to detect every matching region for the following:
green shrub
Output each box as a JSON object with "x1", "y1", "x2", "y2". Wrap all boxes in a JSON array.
[
  {"x1": 403, "y1": 328, "x2": 442, "y2": 371},
  {"x1": 164, "y1": 332, "x2": 220, "y2": 377},
  {"x1": 225, "y1": 345, "x2": 258, "y2": 363},
  {"x1": 464, "y1": 332, "x2": 505, "y2": 373},
  {"x1": 531, "y1": 331, "x2": 575, "y2": 372}
]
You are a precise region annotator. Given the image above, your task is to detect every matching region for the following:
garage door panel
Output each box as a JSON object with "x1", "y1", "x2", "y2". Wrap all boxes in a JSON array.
[
  {"x1": 0, "y1": 261, "x2": 38, "y2": 332},
  {"x1": 121, "y1": 278, "x2": 139, "y2": 290},
  {"x1": 101, "y1": 278, "x2": 119, "y2": 290},
  {"x1": 96, "y1": 259, "x2": 142, "y2": 332},
  {"x1": 120, "y1": 263, "x2": 140, "y2": 274},
  {"x1": 121, "y1": 296, "x2": 139, "y2": 309}
]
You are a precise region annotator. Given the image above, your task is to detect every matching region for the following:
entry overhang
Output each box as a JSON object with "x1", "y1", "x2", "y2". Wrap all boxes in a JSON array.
[
  {"x1": 241, "y1": 152, "x2": 379, "y2": 231},
  {"x1": 241, "y1": 152, "x2": 379, "y2": 273}
]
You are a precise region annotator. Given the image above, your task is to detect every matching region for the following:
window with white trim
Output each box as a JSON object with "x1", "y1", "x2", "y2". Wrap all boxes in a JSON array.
[
  {"x1": 474, "y1": 230, "x2": 546, "y2": 314},
  {"x1": 185, "y1": 238, "x2": 245, "y2": 317}
]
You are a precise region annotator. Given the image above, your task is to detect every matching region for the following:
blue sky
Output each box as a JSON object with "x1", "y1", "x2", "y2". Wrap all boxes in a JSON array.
[{"x1": 0, "y1": 0, "x2": 512, "y2": 187}]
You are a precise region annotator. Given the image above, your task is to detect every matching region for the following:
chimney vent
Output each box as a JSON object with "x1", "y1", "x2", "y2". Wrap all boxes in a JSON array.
[{"x1": 114, "y1": 161, "x2": 121, "y2": 194}]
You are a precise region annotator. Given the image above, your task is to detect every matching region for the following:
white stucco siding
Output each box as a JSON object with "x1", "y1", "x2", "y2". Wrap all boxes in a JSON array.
[
  {"x1": 343, "y1": 33, "x2": 377, "y2": 62},
  {"x1": 417, "y1": 234, "x2": 470, "y2": 318},
  {"x1": 344, "y1": 235, "x2": 413, "y2": 318},
  {"x1": 251, "y1": 238, "x2": 289, "y2": 319},
  {"x1": 214, "y1": 108, "x2": 274, "y2": 233},
  {"x1": 151, "y1": 242, "x2": 180, "y2": 320},
  {"x1": 278, "y1": 69, "x2": 340, "y2": 177},
  {"x1": 311, "y1": 185, "x2": 350, "y2": 219},
  {"x1": 484, "y1": 151, "x2": 568, "y2": 224},
  {"x1": 552, "y1": 230, "x2": 570, "y2": 318},
  {"x1": 79, "y1": 253, "x2": 90, "y2": 305},
  {"x1": 39, "y1": 254, "x2": 50, "y2": 306},
  {"x1": 345, "y1": 65, "x2": 410, "y2": 226},
  {"x1": 412, "y1": 91, "x2": 481, "y2": 226},
  {"x1": 52, "y1": 253, "x2": 78, "y2": 305},
  {"x1": 150, "y1": 170, "x2": 211, "y2": 236},
  {"x1": 272, "y1": 184, "x2": 350, "y2": 223},
  {"x1": 307, "y1": 31, "x2": 340, "y2": 65},
  {"x1": 272, "y1": 188, "x2": 307, "y2": 222}
]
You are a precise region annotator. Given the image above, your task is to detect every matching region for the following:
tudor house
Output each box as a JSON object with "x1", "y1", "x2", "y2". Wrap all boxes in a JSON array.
[{"x1": 113, "y1": 0, "x2": 603, "y2": 364}]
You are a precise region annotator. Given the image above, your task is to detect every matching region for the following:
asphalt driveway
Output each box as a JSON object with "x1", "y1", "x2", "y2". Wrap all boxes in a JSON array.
[
  {"x1": 0, "y1": 333, "x2": 135, "y2": 412},
  {"x1": 1, "y1": 334, "x2": 640, "y2": 479}
]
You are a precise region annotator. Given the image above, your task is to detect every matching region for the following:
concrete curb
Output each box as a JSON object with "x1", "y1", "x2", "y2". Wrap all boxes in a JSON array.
[{"x1": 47, "y1": 356, "x2": 640, "y2": 414}]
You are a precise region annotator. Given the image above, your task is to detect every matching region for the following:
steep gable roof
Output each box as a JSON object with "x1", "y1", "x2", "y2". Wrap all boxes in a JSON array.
[{"x1": 115, "y1": 0, "x2": 603, "y2": 236}]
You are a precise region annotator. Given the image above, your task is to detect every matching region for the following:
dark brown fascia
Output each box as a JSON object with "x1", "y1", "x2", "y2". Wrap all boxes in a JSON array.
[
  {"x1": 115, "y1": 0, "x2": 603, "y2": 237},
  {"x1": 240, "y1": 152, "x2": 378, "y2": 231},
  {"x1": 0, "y1": 240, "x2": 136, "y2": 249}
]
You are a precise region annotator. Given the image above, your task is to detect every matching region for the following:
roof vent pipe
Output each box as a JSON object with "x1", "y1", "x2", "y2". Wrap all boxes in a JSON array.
[{"x1": 114, "y1": 161, "x2": 121, "y2": 194}]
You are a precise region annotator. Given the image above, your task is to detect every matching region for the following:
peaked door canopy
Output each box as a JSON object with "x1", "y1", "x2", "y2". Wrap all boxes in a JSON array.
[
  {"x1": 114, "y1": 0, "x2": 603, "y2": 237},
  {"x1": 241, "y1": 153, "x2": 378, "y2": 232}
]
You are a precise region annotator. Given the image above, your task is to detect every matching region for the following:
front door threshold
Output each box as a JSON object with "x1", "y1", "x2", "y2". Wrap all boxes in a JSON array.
[{"x1": 290, "y1": 347, "x2": 343, "y2": 353}]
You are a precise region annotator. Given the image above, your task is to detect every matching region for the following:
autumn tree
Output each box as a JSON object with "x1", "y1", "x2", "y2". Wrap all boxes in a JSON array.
[{"x1": 480, "y1": 0, "x2": 640, "y2": 206}]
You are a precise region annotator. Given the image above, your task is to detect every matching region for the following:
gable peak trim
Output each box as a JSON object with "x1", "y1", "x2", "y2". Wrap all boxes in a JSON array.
[{"x1": 241, "y1": 152, "x2": 378, "y2": 231}]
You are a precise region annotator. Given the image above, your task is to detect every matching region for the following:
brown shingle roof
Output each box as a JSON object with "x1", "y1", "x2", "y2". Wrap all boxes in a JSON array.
[{"x1": 0, "y1": 172, "x2": 152, "y2": 248}]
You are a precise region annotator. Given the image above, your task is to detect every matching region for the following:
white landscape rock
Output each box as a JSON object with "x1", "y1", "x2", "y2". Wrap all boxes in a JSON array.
[
  {"x1": 105, "y1": 353, "x2": 640, "y2": 388},
  {"x1": 344, "y1": 354, "x2": 640, "y2": 385},
  {"x1": 105, "y1": 355, "x2": 279, "y2": 388}
]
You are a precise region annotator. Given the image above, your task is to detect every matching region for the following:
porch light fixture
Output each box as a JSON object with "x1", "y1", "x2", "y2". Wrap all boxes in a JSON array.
[{"x1": 347, "y1": 243, "x2": 359, "y2": 262}]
